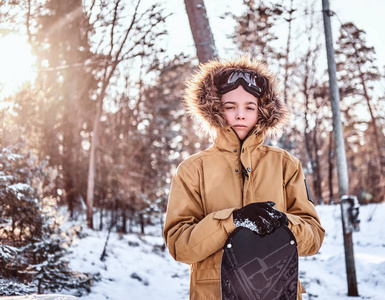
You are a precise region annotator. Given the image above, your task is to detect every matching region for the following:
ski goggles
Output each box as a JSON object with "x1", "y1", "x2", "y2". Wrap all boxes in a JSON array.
[{"x1": 216, "y1": 71, "x2": 263, "y2": 98}]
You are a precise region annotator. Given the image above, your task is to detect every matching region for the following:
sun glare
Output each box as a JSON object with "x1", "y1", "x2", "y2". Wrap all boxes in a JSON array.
[{"x1": 0, "y1": 34, "x2": 37, "y2": 99}]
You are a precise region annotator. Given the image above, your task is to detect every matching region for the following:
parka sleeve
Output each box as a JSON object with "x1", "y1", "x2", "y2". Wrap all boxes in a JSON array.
[
  {"x1": 285, "y1": 159, "x2": 325, "y2": 257},
  {"x1": 163, "y1": 162, "x2": 237, "y2": 265}
]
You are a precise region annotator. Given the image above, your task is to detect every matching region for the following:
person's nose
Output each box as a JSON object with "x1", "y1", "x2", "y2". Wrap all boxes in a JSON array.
[{"x1": 236, "y1": 109, "x2": 245, "y2": 120}]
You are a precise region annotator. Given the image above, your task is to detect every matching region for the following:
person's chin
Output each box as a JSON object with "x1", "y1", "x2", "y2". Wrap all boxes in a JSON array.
[{"x1": 234, "y1": 130, "x2": 247, "y2": 140}]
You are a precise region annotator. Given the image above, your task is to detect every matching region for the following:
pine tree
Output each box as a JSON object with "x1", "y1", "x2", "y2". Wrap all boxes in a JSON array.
[
  {"x1": 231, "y1": 0, "x2": 283, "y2": 63},
  {"x1": 28, "y1": 0, "x2": 97, "y2": 217},
  {"x1": 23, "y1": 229, "x2": 93, "y2": 295},
  {"x1": 0, "y1": 143, "x2": 94, "y2": 295},
  {"x1": 336, "y1": 22, "x2": 385, "y2": 202},
  {"x1": 0, "y1": 144, "x2": 44, "y2": 243}
]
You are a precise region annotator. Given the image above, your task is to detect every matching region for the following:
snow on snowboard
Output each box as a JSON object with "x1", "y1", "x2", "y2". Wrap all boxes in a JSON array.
[{"x1": 221, "y1": 226, "x2": 298, "y2": 300}]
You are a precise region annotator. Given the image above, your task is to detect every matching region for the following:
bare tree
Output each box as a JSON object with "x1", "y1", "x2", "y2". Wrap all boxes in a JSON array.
[
  {"x1": 85, "y1": 0, "x2": 167, "y2": 229},
  {"x1": 297, "y1": 3, "x2": 326, "y2": 204}
]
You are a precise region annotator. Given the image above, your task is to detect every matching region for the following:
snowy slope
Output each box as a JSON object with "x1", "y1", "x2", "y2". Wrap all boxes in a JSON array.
[{"x1": 67, "y1": 203, "x2": 385, "y2": 300}]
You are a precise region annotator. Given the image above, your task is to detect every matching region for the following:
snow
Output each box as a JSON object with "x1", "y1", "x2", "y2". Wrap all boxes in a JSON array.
[
  {"x1": 7, "y1": 183, "x2": 31, "y2": 192},
  {"x1": 67, "y1": 228, "x2": 189, "y2": 300},
  {"x1": 299, "y1": 203, "x2": 385, "y2": 300},
  {"x1": 66, "y1": 203, "x2": 385, "y2": 300}
]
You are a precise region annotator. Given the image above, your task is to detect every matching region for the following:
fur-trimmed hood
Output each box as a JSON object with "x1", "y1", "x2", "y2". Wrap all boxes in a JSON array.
[{"x1": 183, "y1": 56, "x2": 290, "y2": 137}]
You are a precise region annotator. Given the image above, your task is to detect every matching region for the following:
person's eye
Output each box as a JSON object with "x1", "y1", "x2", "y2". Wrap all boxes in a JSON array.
[
  {"x1": 224, "y1": 106, "x2": 235, "y2": 110},
  {"x1": 246, "y1": 107, "x2": 256, "y2": 111}
]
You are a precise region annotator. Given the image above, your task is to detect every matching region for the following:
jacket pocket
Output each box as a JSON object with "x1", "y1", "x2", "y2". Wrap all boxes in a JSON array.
[
  {"x1": 191, "y1": 268, "x2": 221, "y2": 300},
  {"x1": 213, "y1": 208, "x2": 237, "y2": 220}
]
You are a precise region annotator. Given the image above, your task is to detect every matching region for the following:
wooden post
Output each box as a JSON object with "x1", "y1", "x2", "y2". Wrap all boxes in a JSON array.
[
  {"x1": 322, "y1": 0, "x2": 359, "y2": 296},
  {"x1": 340, "y1": 196, "x2": 359, "y2": 296}
]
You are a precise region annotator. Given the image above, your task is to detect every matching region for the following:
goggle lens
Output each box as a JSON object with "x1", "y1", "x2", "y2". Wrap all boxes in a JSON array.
[{"x1": 217, "y1": 71, "x2": 262, "y2": 97}]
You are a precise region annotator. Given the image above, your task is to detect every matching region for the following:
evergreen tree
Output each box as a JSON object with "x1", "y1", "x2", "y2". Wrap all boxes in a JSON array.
[
  {"x1": 336, "y1": 22, "x2": 385, "y2": 202},
  {"x1": 0, "y1": 143, "x2": 93, "y2": 295},
  {"x1": 28, "y1": 0, "x2": 97, "y2": 217},
  {"x1": 230, "y1": 0, "x2": 283, "y2": 64},
  {"x1": 23, "y1": 226, "x2": 93, "y2": 295},
  {"x1": 0, "y1": 144, "x2": 45, "y2": 243}
]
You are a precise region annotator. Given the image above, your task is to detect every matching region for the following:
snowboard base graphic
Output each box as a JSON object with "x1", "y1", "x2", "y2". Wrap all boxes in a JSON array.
[{"x1": 221, "y1": 226, "x2": 298, "y2": 300}]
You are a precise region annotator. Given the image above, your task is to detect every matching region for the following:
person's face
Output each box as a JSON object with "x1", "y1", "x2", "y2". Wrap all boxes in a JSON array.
[{"x1": 221, "y1": 85, "x2": 259, "y2": 141}]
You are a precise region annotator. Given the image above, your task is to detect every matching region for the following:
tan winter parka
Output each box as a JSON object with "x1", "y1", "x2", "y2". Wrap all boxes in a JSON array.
[{"x1": 163, "y1": 57, "x2": 325, "y2": 300}]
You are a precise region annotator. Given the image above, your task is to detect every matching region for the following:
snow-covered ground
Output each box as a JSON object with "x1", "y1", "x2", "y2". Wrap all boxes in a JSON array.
[
  {"x1": 300, "y1": 203, "x2": 385, "y2": 300},
  {"x1": 67, "y1": 203, "x2": 385, "y2": 300}
]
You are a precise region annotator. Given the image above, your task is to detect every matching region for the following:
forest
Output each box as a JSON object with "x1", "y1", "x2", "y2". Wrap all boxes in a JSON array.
[{"x1": 0, "y1": 0, "x2": 384, "y2": 296}]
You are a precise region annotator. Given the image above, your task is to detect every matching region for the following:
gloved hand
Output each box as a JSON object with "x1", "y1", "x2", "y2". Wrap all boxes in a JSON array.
[{"x1": 233, "y1": 201, "x2": 288, "y2": 236}]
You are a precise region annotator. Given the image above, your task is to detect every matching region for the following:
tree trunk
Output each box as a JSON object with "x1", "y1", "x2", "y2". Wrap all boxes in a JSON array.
[
  {"x1": 122, "y1": 207, "x2": 127, "y2": 234},
  {"x1": 358, "y1": 74, "x2": 385, "y2": 201},
  {"x1": 328, "y1": 131, "x2": 335, "y2": 204},
  {"x1": 86, "y1": 92, "x2": 104, "y2": 229},
  {"x1": 313, "y1": 122, "x2": 323, "y2": 204},
  {"x1": 302, "y1": 46, "x2": 322, "y2": 203},
  {"x1": 62, "y1": 29, "x2": 82, "y2": 218},
  {"x1": 184, "y1": 0, "x2": 218, "y2": 63},
  {"x1": 283, "y1": 0, "x2": 294, "y2": 104},
  {"x1": 139, "y1": 213, "x2": 145, "y2": 235},
  {"x1": 99, "y1": 206, "x2": 103, "y2": 231},
  {"x1": 62, "y1": 107, "x2": 77, "y2": 218}
]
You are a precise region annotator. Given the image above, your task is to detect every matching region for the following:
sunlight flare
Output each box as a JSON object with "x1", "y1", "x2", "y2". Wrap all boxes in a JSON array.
[{"x1": 0, "y1": 34, "x2": 37, "y2": 98}]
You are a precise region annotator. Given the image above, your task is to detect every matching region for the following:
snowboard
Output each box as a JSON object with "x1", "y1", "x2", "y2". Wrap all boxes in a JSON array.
[{"x1": 221, "y1": 226, "x2": 298, "y2": 300}]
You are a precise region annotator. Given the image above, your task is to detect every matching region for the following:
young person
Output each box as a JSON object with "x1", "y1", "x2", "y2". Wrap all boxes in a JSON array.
[{"x1": 163, "y1": 56, "x2": 325, "y2": 300}]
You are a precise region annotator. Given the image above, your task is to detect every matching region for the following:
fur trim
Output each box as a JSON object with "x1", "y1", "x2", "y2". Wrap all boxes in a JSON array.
[{"x1": 183, "y1": 55, "x2": 290, "y2": 137}]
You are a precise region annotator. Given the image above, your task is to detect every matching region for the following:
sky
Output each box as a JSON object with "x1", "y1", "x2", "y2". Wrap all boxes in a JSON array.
[
  {"x1": 332, "y1": 0, "x2": 385, "y2": 66},
  {"x1": 161, "y1": 0, "x2": 385, "y2": 68}
]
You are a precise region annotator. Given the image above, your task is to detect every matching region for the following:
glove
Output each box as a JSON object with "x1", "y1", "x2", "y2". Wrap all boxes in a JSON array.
[{"x1": 233, "y1": 201, "x2": 288, "y2": 236}]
